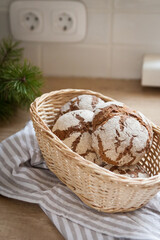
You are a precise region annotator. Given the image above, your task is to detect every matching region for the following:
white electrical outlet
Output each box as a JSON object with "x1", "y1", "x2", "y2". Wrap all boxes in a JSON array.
[
  {"x1": 10, "y1": 1, "x2": 87, "y2": 42},
  {"x1": 53, "y1": 12, "x2": 75, "y2": 33},
  {"x1": 20, "y1": 10, "x2": 42, "y2": 33}
]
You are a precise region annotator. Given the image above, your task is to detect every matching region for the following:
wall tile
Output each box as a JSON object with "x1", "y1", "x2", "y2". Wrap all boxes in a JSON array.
[
  {"x1": 21, "y1": 42, "x2": 42, "y2": 68},
  {"x1": 84, "y1": 11, "x2": 111, "y2": 44},
  {"x1": 42, "y1": 44, "x2": 111, "y2": 77},
  {"x1": 113, "y1": 14, "x2": 160, "y2": 45},
  {"x1": 111, "y1": 45, "x2": 160, "y2": 79},
  {"x1": 114, "y1": 0, "x2": 160, "y2": 13},
  {"x1": 0, "y1": 10, "x2": 11, "y2": 40},
  {"x1": 81, "y1": 0, "x2": 111, "y2": 11}
]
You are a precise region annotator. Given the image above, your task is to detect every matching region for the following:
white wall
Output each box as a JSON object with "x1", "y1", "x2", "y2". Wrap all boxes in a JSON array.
[{"x1": 1, "y1": 0, "x2": 160, "y2": 79}]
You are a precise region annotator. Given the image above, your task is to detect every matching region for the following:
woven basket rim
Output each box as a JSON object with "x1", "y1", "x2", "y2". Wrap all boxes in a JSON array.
[
  {"x1": 31, "y1": 88, "x2": 160, "y2": 130},
  {"x1": 30, "y1": 88, "x2": 160, "y2": 187}
]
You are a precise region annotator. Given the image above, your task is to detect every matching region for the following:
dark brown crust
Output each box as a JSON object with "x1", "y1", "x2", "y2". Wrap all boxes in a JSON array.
[
  {"x1": 72, "y1": 133, "x2": 82, "y2": 152},
  {"x1": 54, "y1": 126, "x2": 80, "y2": 140}
]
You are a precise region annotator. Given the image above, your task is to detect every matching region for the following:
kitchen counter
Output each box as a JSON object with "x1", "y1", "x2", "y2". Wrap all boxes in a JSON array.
[{"x1": 0, "y1": 77, "x2": 160, "y2": 240}]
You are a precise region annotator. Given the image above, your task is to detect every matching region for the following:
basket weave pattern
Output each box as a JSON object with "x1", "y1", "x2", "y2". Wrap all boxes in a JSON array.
[{"x1": 30, "y1": 89, "x2": 160, "y2": 212}]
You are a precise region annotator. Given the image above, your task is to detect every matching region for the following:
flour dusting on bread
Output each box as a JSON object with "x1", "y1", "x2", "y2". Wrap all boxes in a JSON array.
[
  {"x1": 92, "y1": 102, "x2": 153, "y2": 166},
  {"x1": 52, "y1": 110, "x2": 98, "y2": 163}
]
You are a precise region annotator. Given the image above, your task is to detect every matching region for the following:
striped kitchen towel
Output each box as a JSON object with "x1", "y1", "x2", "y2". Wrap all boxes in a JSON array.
[{"x1": 0, "y1": 121, "x2": 160, "y2": 240}]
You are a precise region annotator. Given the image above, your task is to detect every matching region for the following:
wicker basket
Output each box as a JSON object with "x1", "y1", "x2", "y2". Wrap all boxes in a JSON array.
[{"x1": 30, "y1": 89, "x2": 160, "y2": 213}]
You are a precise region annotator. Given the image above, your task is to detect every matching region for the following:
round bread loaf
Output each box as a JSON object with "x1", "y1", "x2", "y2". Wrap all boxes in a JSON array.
[
  {"x1": 92, "y1": 101, "x2": 153, "y2": 166},
  {"x1": 52, "y1": 110, "x2": 99, "y2": 163},
  {"x1": 60, "y1": 94, "x2": 105, "y2": 115},
  {"x1": 102, "y1": 163, "x2": 149, "y2": 178}
]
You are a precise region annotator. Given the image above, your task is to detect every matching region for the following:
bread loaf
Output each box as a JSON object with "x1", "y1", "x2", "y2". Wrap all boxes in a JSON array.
[
  {"x1": 52, "y1": 110, "x2": 99, "y2": 163},
  {"x1": 92, "y1": 101, "x2": 153, "y2": 166}
]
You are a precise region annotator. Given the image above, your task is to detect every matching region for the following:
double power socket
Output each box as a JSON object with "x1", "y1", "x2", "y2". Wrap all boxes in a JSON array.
[{"x1": 10, "y1": 1, "x2": 87, "y2": 42}]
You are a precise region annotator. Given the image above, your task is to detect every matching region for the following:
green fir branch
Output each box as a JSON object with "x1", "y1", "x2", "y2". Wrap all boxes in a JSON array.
[
  {"x1": 0, "y1": 38, "x2": 43, "y2": 121},
  {"x1": 0, "y1": 38, "x2": 23, "y2": 67},
  {"x1": 0, "y1": 60, "x2": 43, "y2": 108}
]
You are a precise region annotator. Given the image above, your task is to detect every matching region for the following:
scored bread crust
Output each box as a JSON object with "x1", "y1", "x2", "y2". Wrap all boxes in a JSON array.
[
  {"x1": 92, "y1": 102, "x2": 153, "y2": 166},
  {"x1": 52, "y1": 110, "x2": 99, "y2": 163},
  {"x1": 60, "y1": 94, "x2": 105, "y2": 115}
]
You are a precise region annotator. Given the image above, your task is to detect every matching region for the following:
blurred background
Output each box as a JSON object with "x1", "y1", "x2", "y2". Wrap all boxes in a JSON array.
[{"x1": 1, "y1": 0, "x2": 160, "y2": 80}]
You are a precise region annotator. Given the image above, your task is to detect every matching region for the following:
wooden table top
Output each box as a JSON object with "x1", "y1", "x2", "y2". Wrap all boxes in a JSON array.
[{"x1": 0, "y1": 77, "x2": 160, "y2": 240}]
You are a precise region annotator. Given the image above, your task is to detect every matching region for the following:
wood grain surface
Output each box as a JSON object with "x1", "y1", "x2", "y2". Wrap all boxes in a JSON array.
[{"x1": 0, "y1": 77, "x2": 160, "y2": 240}]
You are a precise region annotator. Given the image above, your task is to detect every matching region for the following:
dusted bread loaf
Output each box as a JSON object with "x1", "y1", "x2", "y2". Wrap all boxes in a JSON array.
[
  {"x1": 92, "y1": 101, "x2": 153, "y2": 166},
  {"x1": 60, "y1": 94, "x2": 105, "y2": 115},
  {"x1": 52, "y1": 110, "x2": 100, "y2": 164}
]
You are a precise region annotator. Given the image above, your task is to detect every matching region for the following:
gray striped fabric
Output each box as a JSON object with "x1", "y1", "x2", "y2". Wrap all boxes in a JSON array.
[{"x1": 0, "y1": 121, "x2": 160, "y2": 240}]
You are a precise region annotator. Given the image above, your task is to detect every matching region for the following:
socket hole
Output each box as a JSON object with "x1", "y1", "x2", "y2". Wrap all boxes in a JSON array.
[
  {"x1": 26, "y1": 17, "x2": 30, "y2": 21},
  {"x1": 35, "y1": 17, "x2": 39, "y2": 21},
  {"x1": 68, "y1": 17, "x2": 72, "y2": 21},
  {"x1": 30, "y1": 25, "x2": 35, "y2": 30},
  {"x1": 59, "y1": 17, "x2": 62, "y2": 21},
  {"x1": 63, "y1": 26, "x2": 67, "y2": 31}
]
